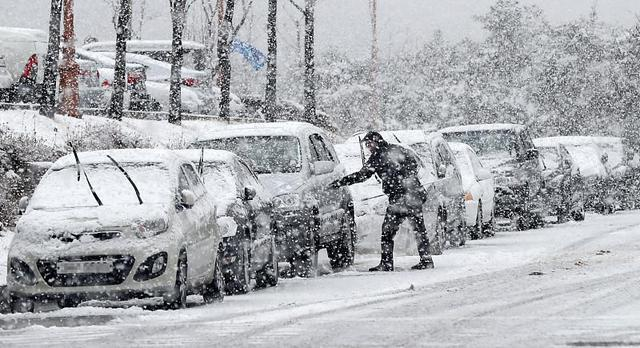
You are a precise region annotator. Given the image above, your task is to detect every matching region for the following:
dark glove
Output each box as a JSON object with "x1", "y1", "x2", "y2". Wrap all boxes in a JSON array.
[{"x1": 328, "y1": 179, "x2": 341, "y2": 189}]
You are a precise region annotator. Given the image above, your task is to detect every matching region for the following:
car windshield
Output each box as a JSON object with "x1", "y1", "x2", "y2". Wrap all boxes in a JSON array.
[
  {"x1": 539, "y1": 147, "x2": 560, "y2": 170},
  {"x1": 193, "y1": 136, "x2": 302, "y2": 174},
  {"x1": 200, "y1": 162, "x2": 236, "y2": 199},
  {"x1": 443, "y1": 130, "x2": 519, "y2": 159},
  {"x1": 29, "y1": 163, "x2": 172, "y2": 210}
]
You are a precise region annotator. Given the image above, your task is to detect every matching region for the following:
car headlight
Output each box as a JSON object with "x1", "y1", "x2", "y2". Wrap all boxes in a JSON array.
[
  {"x1": 273, "y1": 193, "x2": 302, "y2": 209},
  {"x1": 10, "y1": 258, "x2": 37, "y2": 286},
  {"x1": 134, "y1": 219, "x2": 169, "y2": 238}
]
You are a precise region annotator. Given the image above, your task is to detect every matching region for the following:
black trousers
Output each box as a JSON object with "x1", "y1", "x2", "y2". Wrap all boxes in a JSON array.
[{"x1": 380, "y1": 204, "x2": 431, "y2": 265}]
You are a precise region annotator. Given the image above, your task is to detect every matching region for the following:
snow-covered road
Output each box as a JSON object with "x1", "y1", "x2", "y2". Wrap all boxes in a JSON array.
[{"x1": 1, "y1": 212, "x2": 640, "y2": 347}]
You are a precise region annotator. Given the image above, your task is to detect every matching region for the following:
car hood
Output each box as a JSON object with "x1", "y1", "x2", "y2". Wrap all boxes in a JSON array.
[
  {"x1": 16, "y1": 204, "x2": 170, "y2": 242},
  {"x1": 258, "y1": 173, "x2": 307, "y2": 197}
]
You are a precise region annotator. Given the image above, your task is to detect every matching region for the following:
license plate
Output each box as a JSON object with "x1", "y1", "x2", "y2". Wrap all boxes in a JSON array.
[{"x1": 57, "y1": 261, "x2": 113, "y2": 274}]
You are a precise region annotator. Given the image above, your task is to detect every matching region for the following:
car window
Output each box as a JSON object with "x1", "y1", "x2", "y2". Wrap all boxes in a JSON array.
[
  {"x1": 309, "y1": 134, "x2": 334, "y2": 162},
  {"x1": 468, "y1": 149, "x2": 485, "y2": 174},
  {"x1": 181, "y1": 164, "x2": 205, "y2": 198}
]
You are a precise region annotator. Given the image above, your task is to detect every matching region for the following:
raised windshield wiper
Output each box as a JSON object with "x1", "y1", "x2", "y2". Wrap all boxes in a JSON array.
[
  {"x1": 70, "y1": 144, "x2": 103, "y2": 206},
  {"x1": 107, "y1": 155, "x2": 143, "y2": 205},
  {"x1": 198, "y1": 147, "x2": 204, "y2": 176}
]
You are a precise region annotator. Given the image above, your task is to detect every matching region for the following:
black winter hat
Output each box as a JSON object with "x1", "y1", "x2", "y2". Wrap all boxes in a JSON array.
[{"x1": 361, "y1": 131, "x2": 385, "y2": 145}]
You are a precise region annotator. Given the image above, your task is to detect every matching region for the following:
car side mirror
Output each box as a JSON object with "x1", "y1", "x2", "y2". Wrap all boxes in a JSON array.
[
  {"x1": 524, "y1": 148, "x2": 539, "y2": 161},
  {"x1": 18, "y1": 196, "x2": 29, "y2": 215},
  {"x1": 180, "y1": 189, "x2": 196, "y2": 209},
  {"x1": 437, "y1": 164, "x2": 446, "y2": 179},
  {"x1": 310, "y1": 161, "x2": 335, "y2": 175},
  {"x1": 244, "y1": 186, "x2": 257, "y2": 201}
]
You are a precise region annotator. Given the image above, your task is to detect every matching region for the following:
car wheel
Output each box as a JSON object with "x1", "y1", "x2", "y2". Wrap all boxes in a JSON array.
[
  {"x1": 256, "y1": 236, "x2": 279, "y2": 288},
  {"x1": 294, "y1": 220, "x2": 318, "y2": 278},
  {"x1": 164, "y1": 252, "x2": 188, "y2": 310},
  {"x1": 469, "y1": 205, "x2": 483, "y2": 240},
  {"x1": 327, "y1": 209, "x2": 356, "y2": 270},
  {"x1": 203, "y1": 250, "x2": 225, "y2": 303},
  {"x1": 59, "y1": 295, "x2": 81, "y2": 309},
  {"x1": 571, "y1": 205, "x2": 586, "y2": 221},
  {"x1": 224, "y1": 239, "x2": 250, "y2": 295}
]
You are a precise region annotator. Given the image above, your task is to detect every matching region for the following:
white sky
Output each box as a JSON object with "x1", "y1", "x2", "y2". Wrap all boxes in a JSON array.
[{"x1": 1, "y1": 0, "x2": 640, "y2": 60}]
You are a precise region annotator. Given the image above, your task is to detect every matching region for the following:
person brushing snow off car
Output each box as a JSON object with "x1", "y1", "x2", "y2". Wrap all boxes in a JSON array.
[{"x1": 329, "y1": 131, "x2": 435, "y2": 271}]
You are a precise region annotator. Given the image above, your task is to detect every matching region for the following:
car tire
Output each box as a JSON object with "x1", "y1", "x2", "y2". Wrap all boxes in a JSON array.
[
  {"x1": 571, "y1": 205, "x2": 586, "y2": 221},
  {"x1": 224, "y1": 239, "x2": 250, "y2": 295},
  {"x1": 327, "y1": 209, "x2": 356, "y2": 270},
  {"x1": 469, "y1": 205, "x2": 484, "y2": 240},
  {"x1": 59, "y1": 295, "x2": 81, "y2": 309},
  {"x1": 294, "y1": 219, "x2": 318, "y2": 278},
  {"x1": 256, "y1": 236, "x2": 279, "y2": 288},
  {"x1": 203, "y1": 250, "x2": 225, "y2": 303},
  {"x1": 164, "y1": 252, "x2": 188, "y2": 310}
]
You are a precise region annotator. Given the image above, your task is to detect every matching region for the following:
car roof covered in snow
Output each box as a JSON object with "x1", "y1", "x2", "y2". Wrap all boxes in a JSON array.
[
  {"x1": 83, "y1": 40, "x2": 206, "y2": 52},
  {"x1": 195, "y1": 121, "x2": 327, "y2": 141},
  {"x1": 439, "y1": 123, "x2": 525, "y2": 134},
  {"x1": 0, "y1": 27, "x2": 47, "y2": 42},
  {"x1": 51, "y1": 149, "x2": 186, "y2": 171}
]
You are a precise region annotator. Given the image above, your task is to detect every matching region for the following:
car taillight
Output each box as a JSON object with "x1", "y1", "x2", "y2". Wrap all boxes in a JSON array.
[
  {"x1": 21, "y1": 54, "x2": 38, "y2": 79},
  {"x1": 127, "y1": 72, "x2": 143, "y2": 85},
  {"x1": 182, "y1": 78, "x2": 199, "y2": 87},
  {"x1": 102, "y1": 79, "x2": 111, "y2": 88}
]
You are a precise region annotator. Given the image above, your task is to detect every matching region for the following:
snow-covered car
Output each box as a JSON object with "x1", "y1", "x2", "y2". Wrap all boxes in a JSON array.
[
  {"x1": 76, "y1": 58, "x2": 108, "y2": 109},
  {"x1": 95, "y1": 51, "x2": 244, "y2": 115},
  {"x1": 191, "y1": 122, "x2": 355, "y2": 277},
  {"x1": 440, "y1": 124, "x2": 546, "y2": 230},
  {"x1": 533, "y1": 136, "x2": 614, "y2": 214},
  {"x1": 345, "y1": 129, "x2": 466, "y2": 252},
  {"x1": 83, "y1": 40, "x2": 208, "y2": 71},
  {"x1": 174, "y1": 149, "x2": 278, "y2": 294},
  {"x1": 75, "y1": 49, "x2": 160, "y2": 112},
  {"x1": 449, "y1": 142, "x2": 496, "y2": 239},
  {"x1": 7, "y1": 149, "x2": 224, "y2": 312},
  {"x1": 533, "y1": 138, "x2": 586, "y2": 221},
  {"x1": 0, "y1": 27, "x2": 47, "y2": 103}
]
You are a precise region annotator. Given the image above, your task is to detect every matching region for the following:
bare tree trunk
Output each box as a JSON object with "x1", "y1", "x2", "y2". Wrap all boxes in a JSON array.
[
  {"x1": 59, "y1": 0, "x2": 81, "y2": 118},
  {"x1": 303, "y1": 0, "x2": 316, "y2": 122},
  {"x1": 169, "y1": 0, "x2": 187, "y2": 124},
  {"x1": 264, "y1": 0, "x2": 277, "y2": 121},
  {"x1": 39, "y1": 0, "x2": 63, "y2": 118},
  {"x1": 108, "y1": 0, "x2": 131, "y2": 120},
  {"x1": 217, "y1": 0, "x2": 235, "y2": 119}
]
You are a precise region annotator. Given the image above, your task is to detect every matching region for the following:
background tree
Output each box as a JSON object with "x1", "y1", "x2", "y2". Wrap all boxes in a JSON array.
[
  {"x1": 107, "y1": 0, "x2": 131, "y2": 120},
  {"x1": 169, "y1": 0, "x2": 187, "y2": 124}
]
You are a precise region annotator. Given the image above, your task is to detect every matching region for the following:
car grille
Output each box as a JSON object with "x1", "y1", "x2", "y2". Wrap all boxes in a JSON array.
[
  {"x1": 37, "y1": 255, "x2": 135, "y2": 287},
  {"x1": 51, "y1": 230, "x2": 122, "y2": 243}
]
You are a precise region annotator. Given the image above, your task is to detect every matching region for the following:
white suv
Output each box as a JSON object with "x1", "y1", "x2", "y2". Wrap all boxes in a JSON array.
[{"x1": 7, "y1": 149, "x2": 224, "y2": 312}]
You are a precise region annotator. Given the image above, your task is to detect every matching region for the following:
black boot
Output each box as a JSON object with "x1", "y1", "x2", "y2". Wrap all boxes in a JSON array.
[
  {"x1": 369, "y1": 262, "x2": 394, "y2": 272},
  {"x1": 411, "y1": 255, "x2": 434, "y2": 270}
]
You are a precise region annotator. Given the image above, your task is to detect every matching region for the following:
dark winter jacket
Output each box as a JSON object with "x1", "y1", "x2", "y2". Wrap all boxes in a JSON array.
[{"x1": 334, "y1": 141, "x2": 427, "y2": 206}]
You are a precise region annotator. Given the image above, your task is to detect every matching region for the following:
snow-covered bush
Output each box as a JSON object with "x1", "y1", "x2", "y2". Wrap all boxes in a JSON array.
[
  {"x1": 65, "y1": 120, "x2": 153, "y2": 152},
  {"x1": 0, "y1": 129, "x2": 61, "y2": 227}
]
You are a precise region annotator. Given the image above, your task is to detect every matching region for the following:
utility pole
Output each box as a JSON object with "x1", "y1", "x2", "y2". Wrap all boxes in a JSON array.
[
  {"x1": 217, "y1": 0, "x2": 235, "y2": 119},
  {"x1": 39, "y1": 0, "x2": 63, "y2": 118},
  {"x1": 169, "y1": 0, "x2": 187, "y2": 124},
  {"x1": 108, "y1": 0, "x2": 131, "y2": 120},
  {"x1": 58, "y1": 0, "x2": 80, "y2": 118},
  {"x1": 369, "y1": 0, "x2": 381, "y2": 128},
  {"x1": 303, "y1": 0, "x2": 316, "y2": 123},
  {"x1": 264, "y1": 0, "x2": 277, "y2": 121}
]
